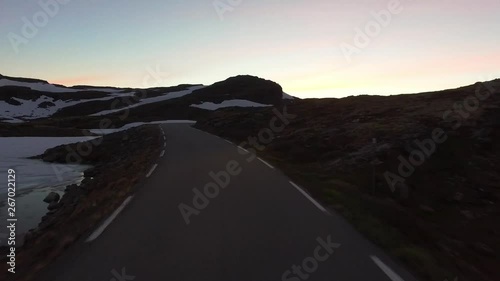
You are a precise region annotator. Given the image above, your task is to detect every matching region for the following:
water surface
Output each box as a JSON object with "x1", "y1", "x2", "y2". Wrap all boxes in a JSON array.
[{"x1": 0, "y1": 137, "x2": 95, "y2": 246}]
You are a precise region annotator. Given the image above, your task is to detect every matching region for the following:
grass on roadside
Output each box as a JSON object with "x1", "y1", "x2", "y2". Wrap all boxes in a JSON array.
[{"x1": 290, "y1": 170, "x2": 453, "y2": 281}]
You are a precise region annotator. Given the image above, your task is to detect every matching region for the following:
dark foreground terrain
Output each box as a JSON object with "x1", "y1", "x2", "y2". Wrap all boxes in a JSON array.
[
  {"x1": 0, "y1": 126, "x2": 162, "y2": 281},
  {"x1": 196, "y1": 80, "x2": 500, "y2": 281}
]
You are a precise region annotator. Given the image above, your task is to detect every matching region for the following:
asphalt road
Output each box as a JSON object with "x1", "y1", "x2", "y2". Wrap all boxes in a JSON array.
[{"x1": 37, "y1": 124, "x2": 419, "y2": 281}]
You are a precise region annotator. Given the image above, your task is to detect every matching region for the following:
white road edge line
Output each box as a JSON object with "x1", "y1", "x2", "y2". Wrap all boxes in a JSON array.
[
  {"x1": 224, "y1": 140, "x2": 233, "y2": 145},
  {"x1": 146, "y1": 164, "x2": 158, "y2": 178},
  {"x1": 370, "y1": 256, "x2": 406, "y2": 281},
  {"x1": 289, "y1": 181, "x2": 330, "y2": 215},
  {"x1": 160, "y1": 150, "x2": 165, "y2": 157},
  {"x1": 86, "y1": 196, "x2": 134, "y2": 242},
  {"x1": 258, "y1": 157, "x2": 275, "y2": 169},
  {"x1": 237, "y1": 146, "x2": 249, "y2": 153}
]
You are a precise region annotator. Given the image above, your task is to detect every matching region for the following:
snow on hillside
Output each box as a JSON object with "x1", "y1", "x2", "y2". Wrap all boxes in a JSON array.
[
  {"x1": 0, "y1": 76, "x2": 141, "y2": 121},
  {"x1": 0, "y1": 83, "x2": 204, "y2": 121},
  {"x1": 91, "y1": 85, "x2": 205, "y2": 116},
  {"x1": 1, "y1": 75, "x2": 286, "y2": 121},
  {"x1": 0, "y1": 95, "x2": 126, "y2": 121},
  {"x1": 190, "y1": 100, "x2": 272, "y2": 110}
]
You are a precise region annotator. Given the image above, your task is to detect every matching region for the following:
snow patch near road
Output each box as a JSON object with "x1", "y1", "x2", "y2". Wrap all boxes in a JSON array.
[{"x1": 89, "y1": 120, "x2": 197, "y2": 135}]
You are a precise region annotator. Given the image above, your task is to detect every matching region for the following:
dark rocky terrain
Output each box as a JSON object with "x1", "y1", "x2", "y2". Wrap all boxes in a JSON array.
[
  {"x1": 196, "y1": 80, "x2": 500, "y2": 281},
  {"x1": 186, "y1": 75, "x2": 283, "y2": 106}
]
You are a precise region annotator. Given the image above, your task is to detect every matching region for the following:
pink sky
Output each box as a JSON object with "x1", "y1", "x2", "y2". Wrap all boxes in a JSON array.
[{"x1": 1, "y1": 0, "x2": 499, "y2": 98}]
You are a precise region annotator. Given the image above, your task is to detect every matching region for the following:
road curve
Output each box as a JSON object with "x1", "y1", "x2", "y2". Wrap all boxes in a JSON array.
[{"x1": 37, "y1": 124, "x2": 419, "y2": 281}]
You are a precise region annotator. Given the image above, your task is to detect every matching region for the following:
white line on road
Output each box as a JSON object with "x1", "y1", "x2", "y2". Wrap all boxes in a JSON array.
[
  {"x1": 160, "y1": 150, "x2": 165, "y2": 157},
  {"x1": 258, "y1": 157, "x2": 275, "y2": 169},
  {"x1": 224, "y1": 140, "x2": 233, "y2": 145},
  {"x1": 86, "y1": 196, "x2": 134, "y2": 242},
  {"x1": 163, "y1": 136, "x2": 166, "y2": 141},
  {"x1": 146, "y1": 164, "x2": 158, "y2": 178},
  {"x1": 289, "y1": 181, "x2": 330, "y2": 215},
  {"x1": 370, "y1": 256, "x2": 406, "y2": 281},
  {"x1": 163, "y1": 142, "x2": 166, "y2": 148},
  {"x1": 237, "y1": 146, "x2": 249, "y2": 153}
]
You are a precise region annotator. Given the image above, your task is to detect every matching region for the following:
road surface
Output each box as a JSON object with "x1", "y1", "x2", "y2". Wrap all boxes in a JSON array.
[{"x1": 37, "y1": 124, "x2": 419, "y2": 281}]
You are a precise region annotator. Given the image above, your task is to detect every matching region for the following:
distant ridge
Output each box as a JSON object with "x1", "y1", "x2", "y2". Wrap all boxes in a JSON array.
[{"x1": 0, "y1": 74, "x2": 50, "y2": 84}]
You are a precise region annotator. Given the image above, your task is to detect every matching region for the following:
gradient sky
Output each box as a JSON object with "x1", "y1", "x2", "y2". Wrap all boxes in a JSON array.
[{"x1": 1, "y1": 0, "x2": 499, "y2": 98}]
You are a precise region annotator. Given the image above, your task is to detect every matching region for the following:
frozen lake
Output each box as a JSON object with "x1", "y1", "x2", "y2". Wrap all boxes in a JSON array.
[{"x1": 0, "y1": 137, "x2": 96, "y2": 246}]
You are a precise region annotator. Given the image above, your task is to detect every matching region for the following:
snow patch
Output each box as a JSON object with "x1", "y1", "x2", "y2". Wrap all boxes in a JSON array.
[
  {"x1": 89, "y1": 120, "x2": 197, "y2": 135},
  {"x1": 90, "y1": 85, "x2": 205, "y2": 116},
  {"x1": 0, "y1": 95, "x2": 125, "y2": 121}
]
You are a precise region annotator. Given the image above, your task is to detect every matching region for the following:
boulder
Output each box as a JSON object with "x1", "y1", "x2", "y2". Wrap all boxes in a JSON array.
[{"x1": 43, "y1": 192, "x2": 60, "y2": 203}]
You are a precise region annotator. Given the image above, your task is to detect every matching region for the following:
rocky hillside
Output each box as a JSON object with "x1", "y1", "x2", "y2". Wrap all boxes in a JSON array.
[
  {"x1": 0, "y1": 74, "x2": 290, "y2": 126},
  {"x1": 185, "y1": 75, "x2": 284, "y2": 106}
]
